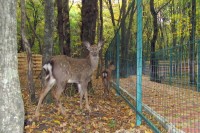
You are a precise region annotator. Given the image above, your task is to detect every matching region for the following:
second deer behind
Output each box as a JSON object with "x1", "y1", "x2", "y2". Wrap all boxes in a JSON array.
[{"x1": 102, "y1": 61, "x2": 116, "y2": 97}]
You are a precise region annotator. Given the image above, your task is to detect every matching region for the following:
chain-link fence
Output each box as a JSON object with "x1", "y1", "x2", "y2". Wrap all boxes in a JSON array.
[{"x1": 105, "y1": 0, "x2": 200, "y2": 132}]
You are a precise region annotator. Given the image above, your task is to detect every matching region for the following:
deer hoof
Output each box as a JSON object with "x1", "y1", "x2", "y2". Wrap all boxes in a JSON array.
[
  {"x1": 86, "y1": 105, "x2": 91, "y2": 113},
  {"x1": 34, "y1": 112, "x2": 40, "y2": 121},
  {"x1": 80, "y1": 104, "x2": 83, "y2": 110},
  {"x1": 60, "y1": 109, "x2": 66, "y2": 116}
]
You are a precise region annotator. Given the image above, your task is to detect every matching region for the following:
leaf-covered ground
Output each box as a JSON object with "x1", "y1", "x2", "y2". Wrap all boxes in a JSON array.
[
  {"x1": 22, "y1": 77, "x2": 153, "y2": 133},
  {"x1": 120, "y1": 76, "x2": 200, "y2": 132}
]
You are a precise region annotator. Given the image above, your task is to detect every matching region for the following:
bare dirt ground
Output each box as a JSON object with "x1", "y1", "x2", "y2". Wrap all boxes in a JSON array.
[{"x1": 120, "y1": 75, "x2": 200, "y2": 133}]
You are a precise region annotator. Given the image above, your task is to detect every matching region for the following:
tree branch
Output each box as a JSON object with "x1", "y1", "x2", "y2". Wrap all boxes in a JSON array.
[
  {"x1": 156, "y1": 0, "x2": 172, "y2": 13},
  {"x1": 69, "y1": 0, "x2": 74, "y2": 10},
  {"x1": 26, "y1": 13, "x2": 42, "y2": 54}
]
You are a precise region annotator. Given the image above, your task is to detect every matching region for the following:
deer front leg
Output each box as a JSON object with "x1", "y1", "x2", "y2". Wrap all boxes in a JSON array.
[
  {"x1": 35, "y1": 83, "x2": 54, "y2": 119},
  {"x1": 82, "y1": 82, "x2": 91, "y2": 112},
  {"x1": 84, "y1": 88, "x2": 91, "y2": 112}
]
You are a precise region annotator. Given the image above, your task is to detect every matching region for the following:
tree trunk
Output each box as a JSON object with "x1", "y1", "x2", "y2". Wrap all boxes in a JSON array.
[
  {"x1": 150, "y1": 0, "x2": 158, "y2": 81},
  {"x1": 63, "y1": 0, "x2": 71, "y2": 56},
  {"x1": 81, "y1": 0, "x2": 98, "y2": 56},
  {"x1": 26, "y1": 14, "x2": 42, "y2": 54},
  {"x1": 149, "y1": 0, "x2": 171, "y2": 81},
  {"x1": 57, "y1": 0, "x2": 64, "y2": 54},
  {"x1": 42, "y1": 0, "x2": 54, "y2": 103},
  {"x1": 171, "y1": 0, "x2": 177, "y2": 46},
  {"x1": 106, "y1": 0, "x2": 116, "y2": 31},
  {"x1": 96, "y1": 0, "x2": 104, "y2": 78},
  {"x1": 189, "y1": 0, "x2": 196, "y2": 84},
  {"x1": 120, "y1": 0, "x2": 127, "y2": 77},
  {"x1": 170, "y1": 0, "x2": 177, "y2": 76},
  {"x1": 21, "y1": 0, "x2": 36, "y2": 102},
  {"x1": 126, "y1": 1, "x2": 135, "y2": 46},
  {"x1": 81, "y1": 0, "x2": 98, "y2": 93},
  {"x1": 0, "y1": 0, "x2": 24, "y2": 132}
]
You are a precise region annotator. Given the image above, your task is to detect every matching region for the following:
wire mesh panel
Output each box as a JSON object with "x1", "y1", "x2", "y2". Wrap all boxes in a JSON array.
[
  {"x1": 105, "y1": 0, "x2": 200, "y2": 132},
  {"x1": 105, "y1": 0, "x2": 161, "y2": 132},
  {"x1": 143, "y1": 41, "x2": 200, "y2": 132}
]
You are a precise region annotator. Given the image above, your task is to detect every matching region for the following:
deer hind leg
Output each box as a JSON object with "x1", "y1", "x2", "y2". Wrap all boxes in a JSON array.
[
  {"x1": 77, "y1": 83, "x2": 84, "y2": 110},
  {"x1": 107, "y1": 81, "x2": 110, "y2": 96},
  {"x1": 54, "y1": 83, "x2": 66, "y2": 116},
  {"x1": 35, "y1": 78, "x2": 55, "y2": 118},
  {"x1": 103, "y1": 79, "x2": 109, "y2": 97}
]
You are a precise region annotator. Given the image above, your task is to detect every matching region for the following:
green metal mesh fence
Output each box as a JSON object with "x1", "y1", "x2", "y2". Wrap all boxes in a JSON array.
[{"x1": 105, "y1": 0, "x2": 200, "y2": 132}]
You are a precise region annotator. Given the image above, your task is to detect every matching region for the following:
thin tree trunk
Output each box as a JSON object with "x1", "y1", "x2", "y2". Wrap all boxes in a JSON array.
[
  {"x1": 0, "y1": 0, "x2": 24, "y2": 132},
  {"x1": 57, "y1": 0, "x2": 64, "y2": 54},
  {"x1": 42, "y1": 0, "x2": 54, "y2": 103},
  {"x1": 126, "y1": 0, "x2": 136, "y2": 49},
  {"x1": 120, "y1": 0, "x2": 127, "y2": 77},
  {"x1": 171, "y1": 0, "x2": 177, "y2": 46},
  {"x1": 150, "y1": 0, "x2": 158, "y2": 81},
  {"x1": 170, "y1": 0, "x2": 178, "y2": 76},
  {"x1": 189, "y1": 0, "x2": 196, "y2": 84},
  {"x1": 149, "y1": 0, "x2": 172, "y2": 81},
  {"x1": 26, "y1": 14, "x2": 42, "y2": 54},
  {"x1": 124, "y1": 0, "x2": 136, "y2": 77},
  {"x1": 21, "y1": 0, "x2": 36, "y2": 102},
  {"x1": 96, "y1": 0, "x2": 104, "y2": 78},
  {"x1": 63, "y1": 0, "x2": 71, "y2": 56},
  {"x1": 106, "y1": 0, "x2": 116, "y2": 31},
  {"x1": 28, "y1": 0, "x2": 38, "y2": 49}
]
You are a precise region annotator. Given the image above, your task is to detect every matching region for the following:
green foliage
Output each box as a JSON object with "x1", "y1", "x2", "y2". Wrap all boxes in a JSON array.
[
  {"x1": 17, "y1": 0, "x2": 200, "y2": 56},
  {"x1": 108, "y1": 119, "x2": 116, "y2": 128},
  {"x1": 70, "y1": 4, "x2": 82, "y2": 56},
  {"x1": 141, "y1": 0, "x2": 200, "y2": 55},
  {"x1": 17, "y1": 0, "x2": 44, "y2": 53}
]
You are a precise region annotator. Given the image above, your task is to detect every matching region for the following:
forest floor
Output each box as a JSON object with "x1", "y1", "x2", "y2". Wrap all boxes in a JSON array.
[{"x1": 21, "y1": 76, "x2": 153, "y2": 133}]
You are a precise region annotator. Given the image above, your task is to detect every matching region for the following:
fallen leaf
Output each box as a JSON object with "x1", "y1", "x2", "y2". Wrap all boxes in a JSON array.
[
  {"x1": 102, "y1": 117, "x2": 109, "y2": 121},
  {"x1": 130, "y1": 122, "x2": 135, "y2": 127},
  {"x1": 53, "y1": 120, "x2": 61, "y2": 125}
]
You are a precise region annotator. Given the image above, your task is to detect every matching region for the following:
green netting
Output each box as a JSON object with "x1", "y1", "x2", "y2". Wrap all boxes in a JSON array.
[{"x1": 105, "y1": 0, "x2": 200, "y2": 132}]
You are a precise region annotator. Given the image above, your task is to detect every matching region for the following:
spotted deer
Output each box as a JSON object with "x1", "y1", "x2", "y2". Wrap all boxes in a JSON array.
[
  {"x1": 101, "y1": 61, "x2": 115, "y2": 96},
  {"x1": 35, "y1": 41, "x2": 102, "y2": 118}
]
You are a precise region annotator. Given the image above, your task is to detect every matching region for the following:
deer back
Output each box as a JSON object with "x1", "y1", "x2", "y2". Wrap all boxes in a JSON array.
[{"x1": 49, "y1": 55, "x2": 92, "y2": 84}]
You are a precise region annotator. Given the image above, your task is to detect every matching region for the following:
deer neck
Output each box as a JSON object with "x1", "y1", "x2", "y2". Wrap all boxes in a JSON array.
[{"x1": 88, "y1": 54, "x2": 99, "y2": 72}]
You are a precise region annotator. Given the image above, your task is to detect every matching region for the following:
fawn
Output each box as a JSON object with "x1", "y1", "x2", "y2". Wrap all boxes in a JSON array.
[
  {"x1": 35, "y1": 41, "x2": 102, "y2": 119},
  {"x1": 101, "y1": 61, "x2": 115, "y2": 97}
]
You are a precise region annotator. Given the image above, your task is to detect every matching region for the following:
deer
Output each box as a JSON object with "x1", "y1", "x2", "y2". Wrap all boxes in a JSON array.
[
  {"x1": 101, "y1": 61, "x2": 115, "y2": 97},
  {"x1": 35, "y1": 41, "x2": 102, "y2": 119}
]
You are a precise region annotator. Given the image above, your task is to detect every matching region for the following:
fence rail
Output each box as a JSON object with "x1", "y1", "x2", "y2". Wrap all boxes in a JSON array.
[{"x1": 18, "y1": 53, "x2": 42, "y2": 79}]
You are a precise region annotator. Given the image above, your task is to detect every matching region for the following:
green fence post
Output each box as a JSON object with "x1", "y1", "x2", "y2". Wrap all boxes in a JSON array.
[
  {"x1": 116, "y1": 33, "x2": 120, "y2": 95},
  {"x1": 198, "y1": 40, "x2": 200, "y2": 92},
  {"x1": 136, "y1": 0, "x2": 143, "y2": 126}
]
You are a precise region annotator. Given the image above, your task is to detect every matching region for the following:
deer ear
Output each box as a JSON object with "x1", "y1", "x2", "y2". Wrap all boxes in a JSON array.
[
  {"x1": 98, "y1": 41, "x2": 103, "y2": 50},
  {"x1": 83, "y1": 41, "x2": 91, "y2": 50}
]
